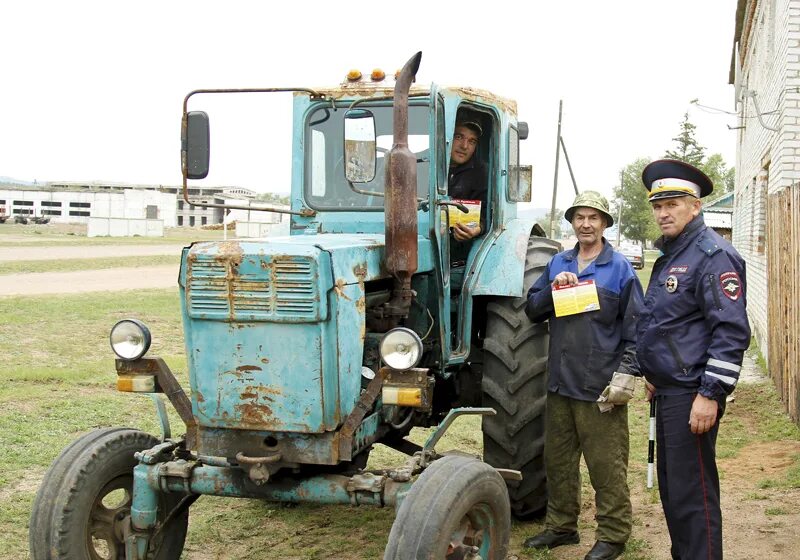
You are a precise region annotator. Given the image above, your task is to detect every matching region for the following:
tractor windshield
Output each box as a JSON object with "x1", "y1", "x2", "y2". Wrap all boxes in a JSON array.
[{"x1": 305, "y1": 103, "x2": 430, "y2": 210}]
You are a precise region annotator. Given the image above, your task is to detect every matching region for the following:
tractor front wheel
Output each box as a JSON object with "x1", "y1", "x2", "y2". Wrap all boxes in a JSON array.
[
  {"x1": 383, "y1": 455, "x2": 510, "y2": 560},
  {"x1": 29, "y1": 428, "x2": 189, "y2": 559}
]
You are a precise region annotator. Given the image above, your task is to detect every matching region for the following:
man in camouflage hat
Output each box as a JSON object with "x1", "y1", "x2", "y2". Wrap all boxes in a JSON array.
[{"x1": 524, "y1": 191, "x2": 643, "y2": 560}]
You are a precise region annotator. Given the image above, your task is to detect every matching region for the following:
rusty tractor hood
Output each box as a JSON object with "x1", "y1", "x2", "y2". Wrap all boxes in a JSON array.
[
  {"x1": 178, "y1": 233, "x2": 434, "y2": 435},
  {"x1": 180, "y1": 234, "x2": 435, "y2": 323}
]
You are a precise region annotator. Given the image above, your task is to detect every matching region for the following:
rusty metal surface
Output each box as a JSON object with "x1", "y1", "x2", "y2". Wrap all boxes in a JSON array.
[
  {"x1": 384, "y1": 52, "x2": 421, "y2": 286},
  {"x1": 116, "y1": 357, "x2": 197, "y2": 449},
  {"x1": 337, "y1": 367, "x2": 388, "y2": 461}
]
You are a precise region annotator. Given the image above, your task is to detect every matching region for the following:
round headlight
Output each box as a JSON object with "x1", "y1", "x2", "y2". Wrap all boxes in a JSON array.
[
  {"x1": 379, "y1": 327, "x2": 422, "y2": 371},
  {"x1": 110, "y1": 319, "x2": 152, "y2": 361}
]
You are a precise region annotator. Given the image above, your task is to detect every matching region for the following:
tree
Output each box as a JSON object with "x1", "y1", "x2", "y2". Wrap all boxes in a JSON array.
[
  {"x1": 612, "y1": 158, "x2": 660, "y2": 245},
  {"x1": 700, "y1": 153, "x2": 735, "y2": 196},
  {"x1": 665, "y1": 114, "x2": 735, "y2": 195},
  {"x1": 664, "y1": 113, "x2": 705, "y2": 165},
  {"x1": 540, "y1": 208, "x2": 565, "y2": 239}
]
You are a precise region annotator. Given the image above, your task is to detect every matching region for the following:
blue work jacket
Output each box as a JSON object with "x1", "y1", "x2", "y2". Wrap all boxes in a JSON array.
[
  {"x1": 636, "y1": 215, "x2": 751, "y2": 400},
  {"x1": 526, "y1": 239, "x2": 643, "y2": 402}
]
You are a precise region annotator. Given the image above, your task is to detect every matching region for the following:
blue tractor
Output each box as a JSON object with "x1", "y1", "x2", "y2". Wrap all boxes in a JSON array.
[{"x1": 30, "y1": 52, "x2": 559, "y2": 559}]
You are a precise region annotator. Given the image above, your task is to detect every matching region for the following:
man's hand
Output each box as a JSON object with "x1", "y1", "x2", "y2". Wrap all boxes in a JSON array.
[
  {"x1": 689, "y1": 393, "x2": 718, "y2": 434},
  {"x1": 552, "y1": 271, "x2": 579, "y2": 288},
  {"x1": 644, "y1": 379, "x2": 656, "y2": 402},
  {"x1": 452, "y1": 222, "x2": 481, "y2": 241}
]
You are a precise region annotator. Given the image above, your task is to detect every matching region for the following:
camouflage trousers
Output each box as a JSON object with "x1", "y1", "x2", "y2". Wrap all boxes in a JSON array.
[{"x1": 544, "y1": 392, "x2": 632, "y2": 543}]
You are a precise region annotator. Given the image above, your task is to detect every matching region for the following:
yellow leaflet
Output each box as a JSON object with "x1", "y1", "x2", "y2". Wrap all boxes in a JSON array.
[{"x1": 552, "y1": 280, "x2": 601, "y2": 317}]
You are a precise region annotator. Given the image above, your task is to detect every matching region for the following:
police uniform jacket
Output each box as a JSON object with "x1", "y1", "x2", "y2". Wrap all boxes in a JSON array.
[
  {"x1": 449, "y1": 159, "x2": 487, "y2": 231},
  {"x1": 525, "y1": 239, "x2": 643, "y2": 402},
  {"x1": 636, "y1": 215, "x2": 750, "y2": 400}
]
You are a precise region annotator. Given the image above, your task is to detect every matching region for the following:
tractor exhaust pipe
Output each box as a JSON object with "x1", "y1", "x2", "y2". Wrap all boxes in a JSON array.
[{"x1": 381, "y1": 51, "x2": 422, "y2": 327}]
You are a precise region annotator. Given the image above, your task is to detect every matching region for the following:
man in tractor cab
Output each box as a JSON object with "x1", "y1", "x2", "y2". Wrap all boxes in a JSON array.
[
  {"x1": 448, "y1": 118, "x2": 487, "y2": 243},
  {"x1": 524, "y1": 191, "x2": 643, "y2": 560}
]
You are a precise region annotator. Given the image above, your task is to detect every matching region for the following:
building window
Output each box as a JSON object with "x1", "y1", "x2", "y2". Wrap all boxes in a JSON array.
[
  {"x1": 69, "y1": 211, "x2": 91, "y2": 217},
  {"x1": 178, "y1": 200, "x2": 184, "y2": 210},
  {"x1": 41, "y1": 201, "x2": 62, "y2": 207},
  {"x1": 69, "y1": 202, "x2": 91, "y2": 208},
  {"x1": 201, "y1": 217, "x2": 207, "y2": 225},
  {"x1": 178, "y1": 216, "x2": 183, "y2": 226},
  {"x1": 42, "y1": 210, "x2": 62, "y2": 216},
  {"x1": 190, "y1": 216, "x2": 195, "y2": 227},
  {"x1": 13, "y1": 200, "x2": 34, "y2": 206},
  {"x1": 14, "y1": 209, "x2": 32, "y2": 215},
  {"x1": 0, "y1": 199, "x2": 5, "y2": 204}
]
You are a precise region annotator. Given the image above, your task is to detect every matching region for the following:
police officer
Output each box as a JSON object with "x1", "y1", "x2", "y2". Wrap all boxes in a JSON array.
[
  {"x1": 524, "y1": 191, "x2": 643, "y2": 560},
  {"x1": 637, "y1": 159, "x2": 751, "y2": 560}
]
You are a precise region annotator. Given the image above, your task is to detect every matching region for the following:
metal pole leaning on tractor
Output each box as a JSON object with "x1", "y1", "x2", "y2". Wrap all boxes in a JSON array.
[{"x1": 647, "y1": 399, "x2": 656, "y2": 489}]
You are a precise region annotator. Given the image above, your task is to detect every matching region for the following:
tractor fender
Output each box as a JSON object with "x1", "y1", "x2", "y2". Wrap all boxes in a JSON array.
[{"x1": 470, "y1": 218, "x2": 539, "y2": 297}]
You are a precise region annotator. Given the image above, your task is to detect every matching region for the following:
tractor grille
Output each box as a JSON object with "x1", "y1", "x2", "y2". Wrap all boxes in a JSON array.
[{"x1": 187, "y1": 255, "x2": 320, "y2": 322}]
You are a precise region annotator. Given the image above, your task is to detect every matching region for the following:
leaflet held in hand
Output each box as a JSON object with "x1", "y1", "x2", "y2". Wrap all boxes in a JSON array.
[
  {"x1": 448, "y1": 199, "x2": 481, "y2": 228},
  {"x1": 552, "y1": 280, "x2": 601, "y2": 317}
]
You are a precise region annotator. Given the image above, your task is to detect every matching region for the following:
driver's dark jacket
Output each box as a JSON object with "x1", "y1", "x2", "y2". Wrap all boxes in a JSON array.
[
  {"x1": 448, "y1": 158, "x2": 487, "y2": 231},
  {"x1": 525, "y1": 239, "x2": 643, "y2": 402},
  {"x1": 636, "y1": 215, "x2": 750, "y2": 401}
]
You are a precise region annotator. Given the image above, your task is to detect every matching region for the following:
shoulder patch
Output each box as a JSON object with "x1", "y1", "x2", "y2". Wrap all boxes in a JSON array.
[
  {"x1": 719, "y1": 271, "x2": 742, "y2": 301},
  {"x1": 697, "y1": 236, "x2": 722, "y2": 257}
]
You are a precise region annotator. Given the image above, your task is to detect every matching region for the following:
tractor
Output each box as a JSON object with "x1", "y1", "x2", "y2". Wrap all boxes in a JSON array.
[{"x1": 30, "y1": 52, "x2": 559, "y2": 559}]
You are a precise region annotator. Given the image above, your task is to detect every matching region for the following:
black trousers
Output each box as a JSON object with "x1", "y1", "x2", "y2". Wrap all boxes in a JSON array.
[{"x1": 656, "y1": 393, "x2": 724, "y2": 560}]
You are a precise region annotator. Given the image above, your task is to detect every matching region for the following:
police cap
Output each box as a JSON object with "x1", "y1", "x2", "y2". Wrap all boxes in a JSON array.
[
  {"x1": 564, "y1": 190, "x2": 614, "y2": 227},
  {"x1": 641, "y1": 159, "x2": 713, "y2": 201}
]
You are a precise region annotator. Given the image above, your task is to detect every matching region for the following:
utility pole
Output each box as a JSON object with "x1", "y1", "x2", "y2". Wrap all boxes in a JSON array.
[
  {"x1": 616, "y1": 168, "x2": 623, "y2": 247},
  {"x1": 549, "y1": 100, "x2": 563, "y2": 239}
]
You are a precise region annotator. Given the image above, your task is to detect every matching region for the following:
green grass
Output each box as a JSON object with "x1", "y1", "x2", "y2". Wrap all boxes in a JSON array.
[
  {"x1": 0, "y1": 223, "x2": 225, "y2": 246},
  {"x1": 1, "y1": 257, "x2": 799, "y2": 558},
  {"x1": 0, "y1": 254, "x2": 180, "y2": 275}
]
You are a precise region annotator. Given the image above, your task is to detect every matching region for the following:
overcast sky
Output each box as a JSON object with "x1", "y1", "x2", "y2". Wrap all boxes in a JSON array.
[{"x1": 0, "y1": 0, "x2": 739, "y2": 211}]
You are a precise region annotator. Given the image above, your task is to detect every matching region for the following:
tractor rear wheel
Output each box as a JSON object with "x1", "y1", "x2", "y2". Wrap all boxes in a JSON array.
[
  {"x1": 383, "y1": 455, "x2": 510, "y2": 560},
  {"x1": 30, "y1": 428, "x2": 189, "y2": 559},
  {"x1": 481, "y1": 236, "x2": 559, "y2": 519}
]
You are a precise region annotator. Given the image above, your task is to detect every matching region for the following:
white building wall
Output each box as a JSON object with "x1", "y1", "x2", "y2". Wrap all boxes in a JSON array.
[
  {"x1": 732, "y1": 0, "x2": 800, "y2": 355},
  {"x1": 0, "y1": 188, "x2": 176, "y2": 228}
]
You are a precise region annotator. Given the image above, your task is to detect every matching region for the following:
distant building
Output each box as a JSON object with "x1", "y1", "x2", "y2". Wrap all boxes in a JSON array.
[
  {"x1": 703, "y1": 192, "x2": 734, "y2": 241},
  {"x1": 0, "y1": 180, "x2": 262, "y2": 228},
  {"x1": 0, "y1": 183, "x2": 175, "y2": 226}
]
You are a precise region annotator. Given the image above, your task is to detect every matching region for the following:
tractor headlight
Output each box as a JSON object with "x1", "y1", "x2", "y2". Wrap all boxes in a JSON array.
[
  {"x1": 110, "y1": 319, "x2": 152, "y2": 361},
  {"x1": 379, "y1": 327, "x2": 422, "y2": 371}
]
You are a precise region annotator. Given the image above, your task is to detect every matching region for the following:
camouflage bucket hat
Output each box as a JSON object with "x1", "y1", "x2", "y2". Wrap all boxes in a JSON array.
[{"x1": 564, "y1": 190, "x2": 614, "y2": 227}]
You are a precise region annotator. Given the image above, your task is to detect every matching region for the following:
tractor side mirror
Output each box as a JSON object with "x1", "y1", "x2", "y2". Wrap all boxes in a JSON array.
[
  {"x1": 183, "y1": 111, "x2": 210, "y2": 180},
  {"x1": 509, "y1": 165, "x2": 532, "y2": 203},
  {"x1": 344, "y1": 109, "x2": 376, "y2": 183}
]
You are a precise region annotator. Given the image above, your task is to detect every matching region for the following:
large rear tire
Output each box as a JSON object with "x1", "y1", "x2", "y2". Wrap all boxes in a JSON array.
[
  {"x1": 30, "y1": 428, "x2": 189, "y2": 559},
  {"x1": 383, "y1": 455, "x2": 510, "y2": 560},
  {"x1": 481, "y1": 236, "x2": 559, "y2": 519}
]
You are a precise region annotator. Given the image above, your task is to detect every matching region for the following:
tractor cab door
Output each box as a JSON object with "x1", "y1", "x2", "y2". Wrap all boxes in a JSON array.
[{"x1": 432, "y1": 91, "x2": 495, "y2": 366}]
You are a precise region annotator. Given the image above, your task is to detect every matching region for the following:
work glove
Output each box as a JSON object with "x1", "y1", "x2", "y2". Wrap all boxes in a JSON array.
[{"x1": 597, "y1": 372, "x2": 637, "y2": 413}]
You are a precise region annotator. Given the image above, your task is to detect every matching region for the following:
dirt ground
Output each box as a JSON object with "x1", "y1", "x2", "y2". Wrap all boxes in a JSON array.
[
  {"x1": 0, "y1": 243, "x2": 186, "y2": 261},
  {"x1": 0, "y1": 243, "x2": 182, "y2": 296},
  {"x1": 528, "y1": 354, "x2": 800, "y2": 560}
]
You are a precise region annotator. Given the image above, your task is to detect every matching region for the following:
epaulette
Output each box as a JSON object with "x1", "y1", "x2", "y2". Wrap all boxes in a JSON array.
[{"x1": 696, "y1": 233, "x2": 722, "y2": 257}]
